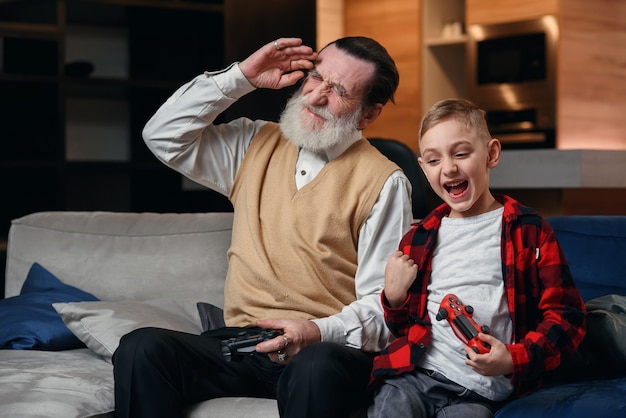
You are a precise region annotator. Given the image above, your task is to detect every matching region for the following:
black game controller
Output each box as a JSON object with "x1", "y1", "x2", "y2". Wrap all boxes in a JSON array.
[
  {"x1": 221, "y1": 329, "x2": 282, "y2": 362},
  {"x1": 435, "y1": 294, "x2": 491, "y2": 355}
]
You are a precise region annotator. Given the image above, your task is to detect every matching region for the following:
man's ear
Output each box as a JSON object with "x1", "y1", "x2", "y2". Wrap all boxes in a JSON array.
[
  {"x1": 418, "y1": 156, "x2": 426, "y2": 174},
  {"x1": 357, "y1": 104, "x2": 383, "y2": 130},
  {"x1": 487, "y1": 138, "x2": 501, "y2": 168}
]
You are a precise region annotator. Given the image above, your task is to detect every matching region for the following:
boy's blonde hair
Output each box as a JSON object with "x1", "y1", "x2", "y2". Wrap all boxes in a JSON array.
[{"x1": 419, "y1": 98, "x2": 492, "y2": 143}]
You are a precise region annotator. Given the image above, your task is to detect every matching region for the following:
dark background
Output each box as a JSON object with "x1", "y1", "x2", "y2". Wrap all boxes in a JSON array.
[{"x1": 0, "y1": 0, "x2": 316, "y2": 297}]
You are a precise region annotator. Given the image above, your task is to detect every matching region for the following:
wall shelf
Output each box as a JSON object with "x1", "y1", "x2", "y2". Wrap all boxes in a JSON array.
[
  {"x1": 421, "y1": 0, "x2": 467, "y2": 112},
  {"x1": 424, "y1": 35, "x2": 468, "y2": 47},
  {"x1": 0, "y1": 22, "x2": 59, "y2": 38}
]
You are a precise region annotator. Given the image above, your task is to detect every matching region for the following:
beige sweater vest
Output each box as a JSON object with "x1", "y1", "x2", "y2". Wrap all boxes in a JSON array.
[{"x1": 224, "y1": 122, "x2": 398, "y2": 327}]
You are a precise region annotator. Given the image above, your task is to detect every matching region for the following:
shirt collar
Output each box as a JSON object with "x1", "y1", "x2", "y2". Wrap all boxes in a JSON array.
[{"x1": 317, "y1": 130, "x2": 363, "y2": 162}]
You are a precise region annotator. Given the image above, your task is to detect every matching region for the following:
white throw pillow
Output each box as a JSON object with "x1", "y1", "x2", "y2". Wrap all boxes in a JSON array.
[{"x1": 53, "y1": 299, "x2": 203, "y2": 362}]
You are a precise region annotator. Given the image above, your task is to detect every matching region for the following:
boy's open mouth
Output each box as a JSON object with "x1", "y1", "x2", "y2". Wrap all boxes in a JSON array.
[{"x1": 444, "y1": 180, "x2": 468, "y2": 196}]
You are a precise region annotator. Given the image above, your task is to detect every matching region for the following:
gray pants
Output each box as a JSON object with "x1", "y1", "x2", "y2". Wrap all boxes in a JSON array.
[{"x1": 368, "y1": 368, "x2": 499, "y2": 418}]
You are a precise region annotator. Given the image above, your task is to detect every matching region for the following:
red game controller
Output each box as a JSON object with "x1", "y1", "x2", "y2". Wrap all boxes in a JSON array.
[{"x1": 435, "y1": 294, "x2": 491, "y2": 355}]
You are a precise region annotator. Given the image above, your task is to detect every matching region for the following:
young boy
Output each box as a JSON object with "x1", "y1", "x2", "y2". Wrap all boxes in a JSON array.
[{"x1": 367, "y1": 98, "x2": 586, "y2": 417}]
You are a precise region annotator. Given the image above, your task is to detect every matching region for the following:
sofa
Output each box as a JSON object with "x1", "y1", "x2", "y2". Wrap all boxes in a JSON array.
[{"x1": 1, "y1": 211, "x2": 625, "y2": 418}]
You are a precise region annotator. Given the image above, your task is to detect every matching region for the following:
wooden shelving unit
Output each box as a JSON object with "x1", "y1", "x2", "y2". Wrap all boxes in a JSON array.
[
  {"x1": 421, "y1": 0, "x2": 467, "y2": 112},
  {"x1": 0, "y1": 0, "x2": 316, "y2": 240}
]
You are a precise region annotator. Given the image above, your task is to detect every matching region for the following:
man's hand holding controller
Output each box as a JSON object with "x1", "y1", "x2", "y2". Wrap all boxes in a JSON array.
[{"x1": 220, "y1": 329, "x2": 283, "y2": 362}]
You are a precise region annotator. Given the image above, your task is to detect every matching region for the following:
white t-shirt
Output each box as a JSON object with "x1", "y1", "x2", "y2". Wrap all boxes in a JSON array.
[{"x1": 420, "y1": 207, "x2": 514, "y2": 401}]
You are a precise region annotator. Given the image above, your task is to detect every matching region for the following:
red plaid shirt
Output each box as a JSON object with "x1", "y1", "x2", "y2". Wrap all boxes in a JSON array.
[{"x1": 370, "y1": 195, "x2": 586, "y2": 397}]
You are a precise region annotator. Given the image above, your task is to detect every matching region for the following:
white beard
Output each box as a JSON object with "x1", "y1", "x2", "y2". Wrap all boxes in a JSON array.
[{"x1": 279, "y1": 92, "x2": 362, "y2": 153}]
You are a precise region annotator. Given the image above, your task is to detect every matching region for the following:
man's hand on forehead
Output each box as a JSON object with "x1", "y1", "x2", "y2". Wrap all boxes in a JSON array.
[{"x1": 239, "y1": 38, "x2": 318, "y2": 90}]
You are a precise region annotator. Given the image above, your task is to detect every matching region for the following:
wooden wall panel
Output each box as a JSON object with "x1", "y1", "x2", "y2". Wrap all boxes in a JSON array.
[
  {"x1": 344, "y1": 0, "x2": 422, "y2": 153},
  {"x1": 316, "y1": 0, "x2": 344, "y2": 49},
  {"x1": 466, "y1": 0, "x2": 559, "y2": 25},
  {"x1": 557, "y1": 0, "x2": 626, "y2": 150}
]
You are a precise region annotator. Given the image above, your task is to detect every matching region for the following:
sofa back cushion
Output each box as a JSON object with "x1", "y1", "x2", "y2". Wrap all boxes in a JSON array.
[
  {"x1": 548, "y1": 216, "x2": 626, "y2": 302},
  {"x1": 5, "y1": 211, "x2": 233, "y2": 308}
]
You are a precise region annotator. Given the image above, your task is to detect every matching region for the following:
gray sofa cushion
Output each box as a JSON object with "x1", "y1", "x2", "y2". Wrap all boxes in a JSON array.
[
  {"x1": 0, "y1": 349, "x2": 114, "y2": 417},
  {"x1": 5, "y1": 211, "x2": 233, "y2": 305},
  {"x1": 53, "y1": 299, "x2": 203, "y2": 362}
]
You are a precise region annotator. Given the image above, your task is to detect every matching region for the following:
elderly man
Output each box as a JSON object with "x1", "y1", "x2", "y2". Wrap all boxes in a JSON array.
[{"x1": 113, "y1": 36, "x2": 413, "y2": 418}]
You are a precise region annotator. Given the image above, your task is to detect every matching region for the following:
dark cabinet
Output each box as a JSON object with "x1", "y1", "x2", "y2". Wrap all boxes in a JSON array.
[{"x1": 0, "y1": 0, "x2": 316, "y2": 239}]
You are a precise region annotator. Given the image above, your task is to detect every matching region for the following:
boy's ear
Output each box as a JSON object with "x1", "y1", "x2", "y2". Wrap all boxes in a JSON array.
[{"x1": 487, "y1": 138, "x2": 501, "y2": 168}]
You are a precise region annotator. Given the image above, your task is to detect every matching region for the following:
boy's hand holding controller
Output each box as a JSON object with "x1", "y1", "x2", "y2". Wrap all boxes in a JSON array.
[
  {"x1": 383, "y1": 251, "x2": 419, "y2": 308},
  {"x1": 435, "y1": 294, "x2": 513, "y2": 376},
  {"x1": 464, "y1": 332, "x2": 513, "y2": 377}
]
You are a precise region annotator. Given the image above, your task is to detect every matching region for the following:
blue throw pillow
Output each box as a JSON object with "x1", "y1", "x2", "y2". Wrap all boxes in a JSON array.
[{"x1": 0, "y1": 262, "x2": 99, "y2": 350}]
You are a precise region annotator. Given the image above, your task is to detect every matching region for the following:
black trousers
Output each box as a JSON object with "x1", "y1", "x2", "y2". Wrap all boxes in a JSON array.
[{"x1": 112, "y1": 327, "x2": 374, "y2": 418}]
